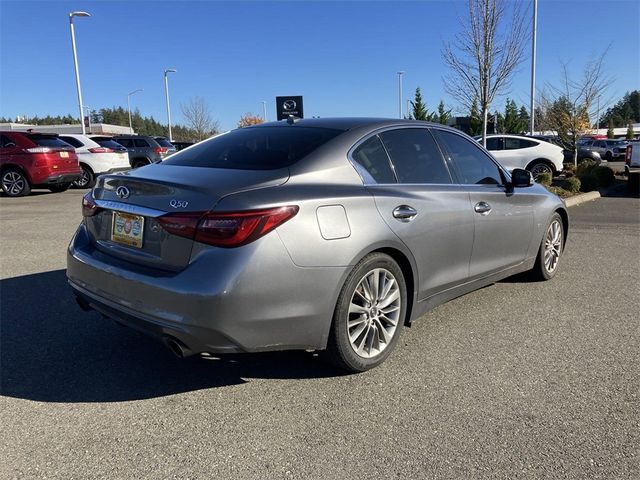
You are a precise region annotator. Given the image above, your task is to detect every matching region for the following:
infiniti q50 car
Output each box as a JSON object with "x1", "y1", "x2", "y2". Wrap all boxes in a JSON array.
[{"x1": 67, "y1": 118, "x2": 568, "y2": 372}]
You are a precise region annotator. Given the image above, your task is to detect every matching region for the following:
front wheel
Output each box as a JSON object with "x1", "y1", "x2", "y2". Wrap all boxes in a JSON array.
[
  {"x1": 530, "y1": 213, "x2": 564, "y2": 281},
  {"x1": 325, "y1": 253, "x2": 407, "y2": 372},
  {"x1": 605, "y1": 151, "x2": 613, "y2": 161}
]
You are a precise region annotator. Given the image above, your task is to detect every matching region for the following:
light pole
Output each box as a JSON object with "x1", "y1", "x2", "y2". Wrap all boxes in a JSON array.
[
  {"x1": 262, "y1": 101, "x2": 267, "y2": 121},
  {"x1": 397, "y1": 71, "x2": 405, "y2": 119},
  {"x1": 529, "y1": 0, "x2": 538, "y2": 135},
  {"x1": 127, "y1": 89, "x2": 143, "y2": 134},
  {"x1": 69, "y1": 11, "x2": 90, "y2": 134},
  {"x1": 83, "y1": 105, "x2": 92, "y2": 133},
  {"x1": 164, "y1": 68, "x2": 177, "y2": 141}
]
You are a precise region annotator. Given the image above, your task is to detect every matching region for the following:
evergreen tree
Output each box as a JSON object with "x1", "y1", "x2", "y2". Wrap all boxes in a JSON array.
[
  {"x1": 469, "y1": 99, "x2": 482, "y2": 136},
  {"x1": 411, "y1": 87, "x2": 430, "y2": 121},
  {"x1": 627, "y1": 123, "x2": 635, "y2": 140},
  {"x1": 437, "y1": 100, "x2": 451, "y2": 125}
]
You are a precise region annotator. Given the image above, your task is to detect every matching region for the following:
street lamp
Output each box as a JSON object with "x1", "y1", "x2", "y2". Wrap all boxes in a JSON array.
[
  {"x1": 127, "y1": 89, "x2": 143, "y2": 134},
  {"x1": 83, "y1": 105, "x2": 92, "y2": 133},
  {"x1": 164, "y1": 68, "x2": 177, "y2": 141},
  {"x1": 397, "y1": 71, "x2": 405, "y2": 119},
  {"x1": 529, "y1": 0, "x2": 538, "y2": 135},
  {"x1": 69, "y1": 11, "x2": 90, "y2": 134},
  {"x1": 262, "y1": 101, "x2": 267, "y2": 121}
]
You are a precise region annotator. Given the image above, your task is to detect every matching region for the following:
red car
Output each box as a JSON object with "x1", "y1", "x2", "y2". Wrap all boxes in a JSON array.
[{"x1": 0, "y1": 131, "x2": 82, "y2": 196}]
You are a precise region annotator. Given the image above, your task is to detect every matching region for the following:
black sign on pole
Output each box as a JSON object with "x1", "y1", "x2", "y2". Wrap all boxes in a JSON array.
[{"x1": 276, "y1": 96, "x2": 304, "y2": 121}]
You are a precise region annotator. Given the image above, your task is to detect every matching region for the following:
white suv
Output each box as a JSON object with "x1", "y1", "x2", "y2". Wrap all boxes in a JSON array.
[
  {"x1": 478, "y1": 135, "x2": 565, "y2": 178},
  {"x1": 58, "y1": 134, "x2": 130, "y2": 188}
]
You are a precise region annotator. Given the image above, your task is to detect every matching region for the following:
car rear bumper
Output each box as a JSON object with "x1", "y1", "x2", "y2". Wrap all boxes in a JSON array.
[
  {"x1": 67, "y1": 224, "x2": 347, "y2": 355},
  {"x1": 35, "y1": 172, "x2": 81, "y2": 186}
]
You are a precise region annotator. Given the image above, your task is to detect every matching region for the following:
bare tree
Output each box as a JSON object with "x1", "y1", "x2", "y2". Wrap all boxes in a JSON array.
[
  {"x1": 180, "y1": 96, "x2": 219, "y2": 141},
  {"x1": 540, "y1": 52, "x2": 613, "y2": 167},
  {"x1": 443, "y1": 0, "x2": 528, "y2": 146}
]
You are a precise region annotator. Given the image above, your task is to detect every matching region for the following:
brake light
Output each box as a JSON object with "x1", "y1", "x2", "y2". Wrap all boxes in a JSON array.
[
  {"x1": 157, "y1": 206, "x2": 299, "y2": 247},
  {"x1": 155, "y1": 147, "x2": 168, "y2": 154},
  {"x1": 88, "y1": 147, "x2": 114, "y2": 153},
  {"x1": 82, "y1": 191, "x2": 100, "y2": 217},
  {"x1": 24, "y1": 147, "x2": 53, "y2": 153},
  {"x1": 626, "y1": 145, "x2": 632, "y2": 165}
]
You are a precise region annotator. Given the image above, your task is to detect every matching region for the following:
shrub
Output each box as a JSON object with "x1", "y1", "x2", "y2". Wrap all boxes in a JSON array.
[
  {"x1": 576, "y1": 159, "x2": 598, "y2": 177},
  {"x1": 562, "y1": 176, "x2": 581, "y2": 193},
  {"x1": 536, "y1": 172, "x2": 552, "y2": 186},
  {"x1": 547, "y1": 186, "x2": 571, "y2": 198},
  {"x1": 564, "y1": 163, "x2": 577, "y2": 174},
  {"x1": 578, "y1": 174, "x2": 599, "y2": 192},
  {"x1": 592, "y1": 166, "x2": 615, "y2": 188}
]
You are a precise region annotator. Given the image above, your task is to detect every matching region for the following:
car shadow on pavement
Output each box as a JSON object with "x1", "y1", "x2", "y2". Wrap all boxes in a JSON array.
[{"x1": 0, "y1": 270, "x2": 346, "y2": 403}]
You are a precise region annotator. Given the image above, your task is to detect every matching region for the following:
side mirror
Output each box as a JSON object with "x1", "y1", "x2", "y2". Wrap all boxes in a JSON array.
[{"x1": 511, "y1": 168, "x2": 534, "y2": 188}]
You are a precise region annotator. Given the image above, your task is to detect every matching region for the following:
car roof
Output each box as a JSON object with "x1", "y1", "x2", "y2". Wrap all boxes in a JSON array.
[{"x1": 246, "y1": 117, "x2": 452, "y2": 132}]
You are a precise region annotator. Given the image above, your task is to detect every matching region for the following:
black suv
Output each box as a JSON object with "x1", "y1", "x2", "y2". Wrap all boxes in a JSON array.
[{"x1": 113, "y1": 135, "x2": 170, "y2": 168}]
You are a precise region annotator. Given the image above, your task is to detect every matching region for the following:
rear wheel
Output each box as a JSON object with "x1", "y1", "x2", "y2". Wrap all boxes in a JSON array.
[
  {"x1": 529, "y1": 161, "x2": 553, "y2": 179},
  {"x1": 530, "y1": 213, "x2": 564, "y2": 281},
  {"x1": 325, "y1": 253, "x2": 407, "y2": 372},
  {"x1": 49, "y1": 183, "x2": 72, "y2": 193},
  {"x1": 1, "y1": 168, "x2": 31, "y2": 197},
  {"x1": 73, "y1": 165, "x2": 95, "y2": 188},
  {"x1": 132, "y1": 159, "x2": 149, "y2": 169}
]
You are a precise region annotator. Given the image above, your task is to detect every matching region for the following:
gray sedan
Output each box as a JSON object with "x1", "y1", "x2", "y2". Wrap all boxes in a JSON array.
[{"x1": 67, "y1": 118, "x2": 568, "y2": 372}]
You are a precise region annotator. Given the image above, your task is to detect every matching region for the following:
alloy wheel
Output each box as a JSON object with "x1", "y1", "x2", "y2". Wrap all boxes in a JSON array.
[
  {"x1": 2, "y1": 171, "x2": 26, "y2": 196},
  {"x1": 347, "y1": 268, "x2": 401, "y2": 358},
  {"x1": 544, "y1": 219, "x2": 563, "y2": 274}
]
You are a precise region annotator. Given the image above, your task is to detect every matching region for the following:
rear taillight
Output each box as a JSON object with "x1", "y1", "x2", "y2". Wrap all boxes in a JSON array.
[
  {"x1": 24, "y1": 147, "x2": 53, "y2": 153},
  {"x1": 157, "y1": 206, "x2": 299, "y2": 247},
  {"x1": 155, "y1": 147, "x2": 168, "y2": 154},
  {"x1": 82, "y1": 192, "x2": 100, "y2": 217},
  {"x1": 626, "y1": 145, "x2": 632, "y2": 165},
  {"x1": 88, "y1": 147, "x2": 113, "y2": 153}
]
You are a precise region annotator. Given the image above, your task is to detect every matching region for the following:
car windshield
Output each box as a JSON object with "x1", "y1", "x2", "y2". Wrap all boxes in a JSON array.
[
  {"x1": 26, "y1": 134, "x2": 73, "y2": 149},
  {"x1": 163, "y1": 126, "x2": 344, "y2": 170}
]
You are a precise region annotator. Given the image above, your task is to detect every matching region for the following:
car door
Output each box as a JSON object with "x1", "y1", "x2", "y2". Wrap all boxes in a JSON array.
[
  {"x1": 350, "y1": 128, "x2": 475, "y2": 300},
  {"x1": 432, "y1": 129, "x2": 534, "y2": 279}
]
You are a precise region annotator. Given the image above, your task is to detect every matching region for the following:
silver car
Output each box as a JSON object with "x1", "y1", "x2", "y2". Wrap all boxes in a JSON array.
[{"x1": 67, "y1": 118, "x2": 568, "y2": 372}]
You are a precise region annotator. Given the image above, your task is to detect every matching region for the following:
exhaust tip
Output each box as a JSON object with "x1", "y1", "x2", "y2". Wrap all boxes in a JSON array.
[{"x1": 164, "y1": 337, "x2": 192, "y2": 359}]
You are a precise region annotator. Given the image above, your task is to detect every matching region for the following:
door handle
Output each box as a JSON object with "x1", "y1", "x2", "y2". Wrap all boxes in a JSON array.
[
  {"x1": 474, "y1": 201, "x2": 492, "y2": 215},
  {"x1": 393, "y1": 205, "x2": 418, "y2": 222}
]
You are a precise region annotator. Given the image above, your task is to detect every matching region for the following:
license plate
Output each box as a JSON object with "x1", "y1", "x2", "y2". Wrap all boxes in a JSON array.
[
  {"x1": 111, "y1": 212, "x2": 144, "y2": 248},
  {"x1": 59, "y1": 151, "x2": 69, "y2": 158},
  {"x1": 119, "y1": 153, "x2": 127, "y2": 161}
]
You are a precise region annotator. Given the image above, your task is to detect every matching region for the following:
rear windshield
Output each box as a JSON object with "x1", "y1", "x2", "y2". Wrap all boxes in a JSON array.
[
  {"x1": 26, "y1": 134, "x2": 73, "y2": 149},
  {"x1": 155, "y1": 138, "x2": 174, "y2": 148},
  {"x1": 163, "y1": 126, "x2": 344, "y2": 170},
  {"x1": 95, "y1": 139, "x2": 127, "y2": 150}
]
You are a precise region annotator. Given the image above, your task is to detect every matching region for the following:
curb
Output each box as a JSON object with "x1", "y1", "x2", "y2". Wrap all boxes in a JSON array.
[{"x1": 563, "y1": 191, "x2": 601, "y2": 208}]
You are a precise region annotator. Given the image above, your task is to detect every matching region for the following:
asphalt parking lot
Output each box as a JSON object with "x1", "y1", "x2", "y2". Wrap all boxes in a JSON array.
[{"x1": 1, "y1": 189, "x2": 639, "y2": 479}]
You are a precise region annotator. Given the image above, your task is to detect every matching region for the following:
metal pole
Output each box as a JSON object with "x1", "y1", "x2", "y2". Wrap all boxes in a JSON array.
[
  {"x1": 596, "y1": 96, "x2": 600, "y2": 133},
  {"x1": 69, "y1": 12, "x2": 90, "y2": 135},
  {"x1": 262, "y1": 101, "x2": 267, "y2": 121},
  {"x1": 529, "y1": 0, "x2": 538, "y2": 135},
  {"x1": 128, "y1": 95, "x2": 133, "y2": 134},
  {"x1": 84, "y1": 106, "x2": 92, "y2": 134},
  {"x1": 164, "y1": 69, "x2": 176, "y2": 142},
  {"x1": 397, "y1": 71, "x2": 405, "y2": 119}
]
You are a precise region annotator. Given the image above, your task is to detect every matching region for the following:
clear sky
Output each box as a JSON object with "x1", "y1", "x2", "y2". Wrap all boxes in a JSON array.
[{"x1": 1, "y1": 0, "x2": 639, "y2": 131}]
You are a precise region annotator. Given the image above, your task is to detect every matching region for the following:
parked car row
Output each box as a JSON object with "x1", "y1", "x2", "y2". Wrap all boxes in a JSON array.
[{"x1": 1, "y1": 131, "x2": 195, "y2": 196}]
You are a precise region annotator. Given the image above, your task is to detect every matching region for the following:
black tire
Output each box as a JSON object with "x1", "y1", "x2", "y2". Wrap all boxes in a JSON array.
[
  {"x1": 325, "y1": 253, "x2": 407, "y2": 372},
  {"x1": 73, "y1": 165, "x2": 95, "y2": 189},
  {"x1": 530, "y1": 212, "x2": 564, "y2": 281},
  {"x1": 49, "y1": 183, "x2": 72, "y2": 193},
  {"x1": 1, "y1": 167, "x2": 31, "y2": 197},
  {"x1": 605, "y1": 151, "x2": 613, "y2": 161},
  {"x1": 132, "y1": 159, "x2": 150, "y2": 169},
  {"x1": 529, "y1": 161, "x2": 553, "y2": 179}
]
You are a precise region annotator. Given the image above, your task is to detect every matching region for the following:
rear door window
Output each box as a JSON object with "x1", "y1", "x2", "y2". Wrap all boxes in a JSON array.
[
  {"x1": 350, "y1": 135, "x2": 396, "y2": 184},
  {"x1": 504, "y1": 138, "x2": 536, "y2": 150},
  {"x1": 434, "y1": 129, "x2": 504, "y2": 185},
  {"x1": 95, "y1": 139, "x2": 127, "y2": 150},
  {"x1": 485, "y1": 137, "x2": 503, "y2": 151},
  {"x1": 378, "y1": 128, "x2": 452, "y2": 184},
  {"x1": 163, "y1": 126, "x2": 344, "y2": 170},
  {"x1": 116, "y1": 138, "x2": 133, "y2": 148},
  {"x1": 134, "y1": 139, "x2": 150, "y2": 148}
]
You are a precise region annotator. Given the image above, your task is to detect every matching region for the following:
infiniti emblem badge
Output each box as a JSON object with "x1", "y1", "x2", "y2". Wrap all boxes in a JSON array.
[
  {"x1": 283, "y1": 100, "x2": 297, "y2": 111},
  {"x1": 116, "y1": 186, "x2": 130, "y2": 199}
]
